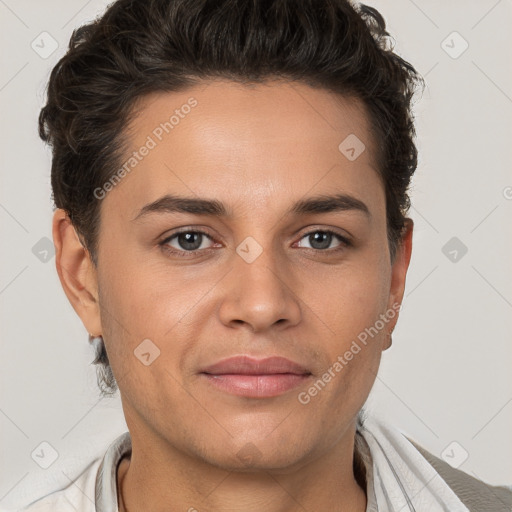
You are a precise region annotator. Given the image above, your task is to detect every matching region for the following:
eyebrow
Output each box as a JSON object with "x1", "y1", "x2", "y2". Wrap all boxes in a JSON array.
[{"x1": 132, "y1": 192, "x2": 371, "y2": 222}]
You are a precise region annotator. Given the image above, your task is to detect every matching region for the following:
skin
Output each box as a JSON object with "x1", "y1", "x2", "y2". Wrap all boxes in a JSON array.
[{"x1": 53, "y1": 79, "x2": 413, "y2": 512}]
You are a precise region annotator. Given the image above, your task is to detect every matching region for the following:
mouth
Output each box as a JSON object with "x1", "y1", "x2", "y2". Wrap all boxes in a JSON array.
[{"x1": 199, "y1": 355, "x2": 312, "y2": 398}]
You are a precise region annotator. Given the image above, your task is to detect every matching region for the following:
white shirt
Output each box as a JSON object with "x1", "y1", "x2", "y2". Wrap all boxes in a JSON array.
[{"x1": 14, "y1": 413, "x2": 493, "y2": 512}]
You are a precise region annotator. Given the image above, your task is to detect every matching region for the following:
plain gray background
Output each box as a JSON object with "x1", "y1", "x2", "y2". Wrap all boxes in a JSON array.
[{"x1": 1, "y1": 0, "x2": 511, "y2": 508}]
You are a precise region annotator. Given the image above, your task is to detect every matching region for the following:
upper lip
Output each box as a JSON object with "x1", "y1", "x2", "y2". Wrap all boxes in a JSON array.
[{"x1": 200, "y1": 356, "x2": 311, "y2": 375}]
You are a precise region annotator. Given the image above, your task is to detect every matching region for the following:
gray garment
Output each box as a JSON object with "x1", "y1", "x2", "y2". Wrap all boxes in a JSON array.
[{"x1": 407, "y1": 437, "x2": 512, "y2": 512}]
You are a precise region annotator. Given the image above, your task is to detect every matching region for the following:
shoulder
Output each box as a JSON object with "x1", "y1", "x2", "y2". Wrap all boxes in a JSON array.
[
  {"x1": 17, "y1": 458, "x2": 101, "y2": 512},
  {"x1": 407, "y1": 437, "x2": 512, "y2": 512}
]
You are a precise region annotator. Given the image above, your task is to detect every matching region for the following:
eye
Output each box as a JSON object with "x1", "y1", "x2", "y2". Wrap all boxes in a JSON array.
[
  {"x1": 160, "y1": 230, "x2": 215, "y2": 255},
  {"x1": 295, "y1": 230, "x2": 351, "y2": 251}
]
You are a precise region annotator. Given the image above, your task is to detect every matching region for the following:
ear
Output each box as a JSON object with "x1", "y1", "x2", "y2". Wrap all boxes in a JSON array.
[
  {"x1": 52, "y1": 209, "x2": 102, "y2": 337},
  {"x1": 383, "y1": 218, "x2": 413, "y2": 350}
]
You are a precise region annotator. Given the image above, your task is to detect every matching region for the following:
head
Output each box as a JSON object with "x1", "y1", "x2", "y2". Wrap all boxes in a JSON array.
[{"x1": 44, "y1": 0, "x2": 422, "y2": 471}]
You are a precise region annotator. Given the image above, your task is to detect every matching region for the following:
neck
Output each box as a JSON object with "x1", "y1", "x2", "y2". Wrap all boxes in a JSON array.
[{"x1": 116, "y1": 429, "x2": 368, "y2": 512}]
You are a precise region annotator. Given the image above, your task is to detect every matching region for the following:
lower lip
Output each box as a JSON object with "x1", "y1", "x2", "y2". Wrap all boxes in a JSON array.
[{"x1": 201, "y1": 373, "x2": 311, "y2": 398}]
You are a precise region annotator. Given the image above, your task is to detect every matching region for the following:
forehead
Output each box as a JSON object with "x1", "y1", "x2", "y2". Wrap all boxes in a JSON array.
[
  {"x1": 106, "y1": 79, "x2": 384, "y2": 220},
  {"x1": 128, "y1": 79, "x2": 375, "y2": 156}
]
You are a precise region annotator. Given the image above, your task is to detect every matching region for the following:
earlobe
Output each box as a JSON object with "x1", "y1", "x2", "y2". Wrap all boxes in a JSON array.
[
  {"x1": 383, "y1": 330, "x2": 393, "y2": 350},
  {"x1": 52, "y1": 209, "x2": 102, "y2": 336}
]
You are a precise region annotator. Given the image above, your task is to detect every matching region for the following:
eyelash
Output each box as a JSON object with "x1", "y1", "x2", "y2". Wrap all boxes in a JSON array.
[{"x1": 158, "y1": 228, "x2": 352, "y2": 258}]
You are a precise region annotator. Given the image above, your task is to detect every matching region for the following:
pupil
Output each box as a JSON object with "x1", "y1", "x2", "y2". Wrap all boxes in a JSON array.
[{"x1": 310, "y1": 231, "x2": 331, "y2": 250}]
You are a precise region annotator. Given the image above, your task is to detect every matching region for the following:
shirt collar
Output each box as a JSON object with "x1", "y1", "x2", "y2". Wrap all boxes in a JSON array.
[{"x1": 95, "y1": 431, "x2": 131, "y2": 512}]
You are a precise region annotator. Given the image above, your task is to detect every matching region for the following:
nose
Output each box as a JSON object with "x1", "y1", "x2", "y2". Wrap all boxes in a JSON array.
[{"x1": 217, "y1": 243, "x2": 302, "y2": 333}]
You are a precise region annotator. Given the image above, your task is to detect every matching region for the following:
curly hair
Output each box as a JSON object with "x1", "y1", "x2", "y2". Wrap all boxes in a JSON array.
[{"x1": 39, "y1": 0, "x2": 424, "y2": 396}]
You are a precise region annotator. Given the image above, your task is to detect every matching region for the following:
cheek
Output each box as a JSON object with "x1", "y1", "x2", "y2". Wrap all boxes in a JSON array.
[
  {"x1": 305, "y1": 254, "x2": 390, "y2": 402},
  {"x1": 311, "y1": 260, "x2": 390, "y2": 343},
  {"x1": 96, "y1": 253, "x2": 216, "y2": 376},
  {"x1": 98, "y1": 247, "x2": 185, "y2": 329}
]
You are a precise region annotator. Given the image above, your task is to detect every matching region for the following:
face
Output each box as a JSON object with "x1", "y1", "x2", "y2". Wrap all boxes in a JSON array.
[{"x1": 55, "y1": 79, "x2": 412, "y2": 472}]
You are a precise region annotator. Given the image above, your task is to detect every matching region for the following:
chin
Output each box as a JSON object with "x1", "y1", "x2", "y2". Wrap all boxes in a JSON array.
[{"x1": 193, "y1": 433, "x2": 316, "y2": 473}]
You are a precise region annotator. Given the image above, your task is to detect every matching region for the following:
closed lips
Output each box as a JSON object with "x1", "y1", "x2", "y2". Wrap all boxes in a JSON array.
[{"x1": 200, "y1": 356, "x2": 311, "y2": 375}]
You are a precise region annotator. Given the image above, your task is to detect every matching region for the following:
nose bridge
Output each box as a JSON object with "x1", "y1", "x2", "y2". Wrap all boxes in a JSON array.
[{"x1": 218, "y1": 236, "x2": 302, "y2": 331}]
